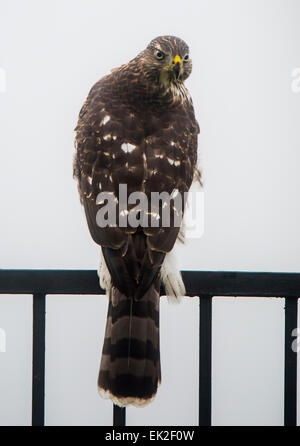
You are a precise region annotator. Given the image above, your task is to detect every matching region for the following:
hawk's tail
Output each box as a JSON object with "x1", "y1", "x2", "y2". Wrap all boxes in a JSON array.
[{"x1": 98, "y1": 284, "x2": 161, "y2": 407}]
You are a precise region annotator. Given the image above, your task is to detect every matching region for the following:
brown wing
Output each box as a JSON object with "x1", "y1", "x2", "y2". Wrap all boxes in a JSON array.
[{"x1": 74, "y1": 74, "x2": 199, "y2": 299}]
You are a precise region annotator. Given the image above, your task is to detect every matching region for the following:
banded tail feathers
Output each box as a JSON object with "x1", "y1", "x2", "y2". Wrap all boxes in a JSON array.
[{"x1": 98, "y1": 284, "x2": 161, "y2": 407}]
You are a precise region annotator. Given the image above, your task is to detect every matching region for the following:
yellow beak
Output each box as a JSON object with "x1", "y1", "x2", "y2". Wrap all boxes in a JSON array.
[{"x1": 173, "y1": 54, "x2": 182, "y2": 65}]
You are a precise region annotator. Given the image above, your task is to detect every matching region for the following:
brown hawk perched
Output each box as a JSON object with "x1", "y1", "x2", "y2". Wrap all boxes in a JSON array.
[{"x1": 73, "y1": 35, "x2": 200, "y2": 407}]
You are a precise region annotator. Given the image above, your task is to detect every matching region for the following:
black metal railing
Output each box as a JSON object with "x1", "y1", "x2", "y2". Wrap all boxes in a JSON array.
[{"x1": 0, "y1": 269, "x2": 299, "y2": 426}]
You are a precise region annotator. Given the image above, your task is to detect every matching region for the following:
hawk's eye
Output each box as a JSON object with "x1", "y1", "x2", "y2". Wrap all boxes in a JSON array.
[
  {"x1": 155, "y1": 50, "x2": 165, "y2": 60},
  {"x1": 183, "y1": 54, "x2": 189, "y2": 62}
]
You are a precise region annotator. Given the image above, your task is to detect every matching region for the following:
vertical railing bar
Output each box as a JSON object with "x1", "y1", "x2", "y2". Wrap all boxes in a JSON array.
[
  {"x1": 113, "y1": 404, "x2": 126, "y2": 426},
  {"x1": 199, "y1": 294, "x2": 212, "y2": 426},
  {"x1": 284, "y1": 297, "x2": 298, "y2": 426},
  {"x1": 32, "y1": 293, "x2": 46, "y2": 426}
]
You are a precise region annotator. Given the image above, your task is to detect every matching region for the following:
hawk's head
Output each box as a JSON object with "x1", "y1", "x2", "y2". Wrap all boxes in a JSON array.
[{"x1": 140, "y1": 36, "x2": 192, "y2": 86}]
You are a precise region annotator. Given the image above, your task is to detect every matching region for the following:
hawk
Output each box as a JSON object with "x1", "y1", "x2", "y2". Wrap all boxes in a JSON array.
[{"x1": 73, "y1": 36, "x2": 200, "y2": 407}]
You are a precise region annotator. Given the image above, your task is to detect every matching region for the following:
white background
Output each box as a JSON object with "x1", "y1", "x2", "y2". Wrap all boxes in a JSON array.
[{"x1": 0, "y1": 0, "x2": 299, "y2": 426}]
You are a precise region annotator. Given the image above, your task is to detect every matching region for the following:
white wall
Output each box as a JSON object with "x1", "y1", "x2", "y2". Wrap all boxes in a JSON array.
[{"x1": 0, "y1": 0, "x2": 299, "y2": 426}]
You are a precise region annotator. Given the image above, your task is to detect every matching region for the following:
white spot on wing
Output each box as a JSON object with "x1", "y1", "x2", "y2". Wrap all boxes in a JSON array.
[
  {"x1": 96, "y1": 196, "x2": 105, "y2": 205},
  {"x1": 171, "y1": 188, "x2": 179, "y2": 198},
  {"x1": 167, "y1": 157, "x2": 180, "y2": 167},
  {"x1": 96, "y1": 191, "x2": 117, "y2": 205},
  {"x1": 121, "y1": 142, "x2": 136, "y2": 153},
  {"x1": 100, "y1": 115, "x2": 111, "y2": 126}
]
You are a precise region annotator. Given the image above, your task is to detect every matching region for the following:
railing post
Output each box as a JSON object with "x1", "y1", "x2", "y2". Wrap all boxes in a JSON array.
[
  {"x1": 199, "y1": 295, "x2": 212, "y2": 426},
  {"x1": 113, "y1": 404, "x2": 126, "y2": 426},
  {"x1": 284, "y1": 297, "x2": 298, "y2": 426},
  {"x1": 32, "y1": 293, "x2": 46, "y2": 426}
]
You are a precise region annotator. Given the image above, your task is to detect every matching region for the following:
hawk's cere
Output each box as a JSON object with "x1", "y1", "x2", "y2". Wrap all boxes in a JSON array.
[{"x1": 73, "y1": 36, "x2": 200, "y2": 407}]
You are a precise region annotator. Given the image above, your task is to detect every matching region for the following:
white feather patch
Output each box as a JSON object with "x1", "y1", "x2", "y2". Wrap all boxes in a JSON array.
[
  {"x1": 160, "y1": 251, "x2": 185, "y2": 304},
  {"x1": 98, "y1": 251, "x2": 112, "y2": 296},
  {"x1": 100, "y1": 115, "x2": 110, "y2": 126},
  {"x1": 121, "y1": 142, "x2": 136, "y2": 153},
  {"x1": 98, "y1": 386, "x2": 158, "y2": 408}
]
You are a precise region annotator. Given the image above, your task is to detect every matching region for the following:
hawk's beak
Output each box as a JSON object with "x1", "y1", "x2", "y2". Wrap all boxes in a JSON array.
[{"x1": 172, "y1": 54, "x2": 182, "y2": 79}]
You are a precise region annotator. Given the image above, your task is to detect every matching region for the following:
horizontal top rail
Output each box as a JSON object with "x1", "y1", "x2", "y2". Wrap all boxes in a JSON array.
[
  {"x1": 0, "y1": 268, "x2": 298, "y2": 426},
  {"x1": 0, "y1": 269, "x2": 299, "y2": 297}
]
